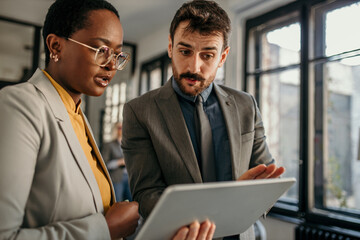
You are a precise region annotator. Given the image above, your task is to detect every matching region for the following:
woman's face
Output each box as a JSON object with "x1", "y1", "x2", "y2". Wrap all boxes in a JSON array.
[{"x1": 55, "y1": 9, "x2": 123, "y2": 102}]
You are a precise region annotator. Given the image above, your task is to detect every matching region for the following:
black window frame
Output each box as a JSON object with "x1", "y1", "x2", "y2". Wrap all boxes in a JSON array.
[
  {"x1": 139, "y1": 52, "x2": 171, "y2": 95},
  {"x1": 244, "y1": 0, "x2": 360, "y2": 232}
]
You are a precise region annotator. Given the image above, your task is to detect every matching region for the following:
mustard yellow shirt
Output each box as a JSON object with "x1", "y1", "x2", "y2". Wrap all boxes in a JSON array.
[{"x1": 42, "y1": 70, "x2": 111, "y2": 213}]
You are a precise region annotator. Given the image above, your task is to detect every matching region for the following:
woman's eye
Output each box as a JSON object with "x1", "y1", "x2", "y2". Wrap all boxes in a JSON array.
[{"x1": 98, "y1": 46, "x2": 109, "y2": 54}]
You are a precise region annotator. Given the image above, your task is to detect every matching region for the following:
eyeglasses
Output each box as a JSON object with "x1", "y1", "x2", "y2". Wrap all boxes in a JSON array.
[{"x1": 67, "y1": 38, "x2": 130, "y2": 70}]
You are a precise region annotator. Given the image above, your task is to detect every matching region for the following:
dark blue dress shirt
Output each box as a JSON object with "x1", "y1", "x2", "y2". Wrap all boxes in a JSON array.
[{"x1": 172, "y1": 78, "x2": 232, "y2": 181}]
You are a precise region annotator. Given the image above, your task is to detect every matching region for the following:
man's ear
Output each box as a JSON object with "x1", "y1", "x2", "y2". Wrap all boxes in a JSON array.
[
  {"x1": 218, "y1": 46, "x2": 230, "y2": 68},
  {"x1": 46, "y1": 34, "x2": 62, "y2": 57},
  {"x1": 167, "y1": 34, "x2": 173, "y2": 59}
]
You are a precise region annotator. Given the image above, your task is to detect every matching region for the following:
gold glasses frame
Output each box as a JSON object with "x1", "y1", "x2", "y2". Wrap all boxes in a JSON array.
[{"x1": 67, "y1": 38, "x2": 130, "y2": 70}]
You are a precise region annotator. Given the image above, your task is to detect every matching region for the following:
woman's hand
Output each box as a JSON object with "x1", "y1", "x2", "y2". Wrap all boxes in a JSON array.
[{"x1": 105, "y1": 201, "x2": 139, "y2": 239}]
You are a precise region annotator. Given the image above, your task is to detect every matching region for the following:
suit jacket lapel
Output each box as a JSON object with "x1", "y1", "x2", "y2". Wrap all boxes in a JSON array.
[
  {"x1": 29, "y1": 69, "x2": 104, "y2": 212},
  {"x1": 82, "y1": 112, "x2": 116, "y2": 205},
  {"x1": 155, "y1": 81, "x2": 202, "y2": 182},
  {"x1": 214, "y1": 84, "x2": 242, "y2": 180}
]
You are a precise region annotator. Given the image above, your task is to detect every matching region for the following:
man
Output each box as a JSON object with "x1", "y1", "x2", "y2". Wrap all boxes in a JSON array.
[
  {"x1": 122, "y1": 0, "x2": 284, "y2": 239},
  {"x1": 102, "y1": 122, "x2": 132, "y2": 202}
]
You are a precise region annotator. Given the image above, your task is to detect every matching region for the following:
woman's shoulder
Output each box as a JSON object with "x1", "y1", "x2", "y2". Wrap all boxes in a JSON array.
[{"x1": 0, "y1": 81, "x2": 45, "y2": 108}]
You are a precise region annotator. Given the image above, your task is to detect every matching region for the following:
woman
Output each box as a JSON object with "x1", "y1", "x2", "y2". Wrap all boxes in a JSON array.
[{"x1": 0, "y1": 0, "x2": 214, "y2": 239}]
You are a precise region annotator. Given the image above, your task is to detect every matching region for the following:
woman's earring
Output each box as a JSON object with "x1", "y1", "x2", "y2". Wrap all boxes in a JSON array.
[{"x1": 50, "y1": 52, "x2": 59, "y2": 62}]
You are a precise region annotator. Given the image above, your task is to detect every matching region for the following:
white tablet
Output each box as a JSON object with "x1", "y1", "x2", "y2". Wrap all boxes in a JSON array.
[{"x1": 135, "y1": 178, "x2": 295, "y2": 240}]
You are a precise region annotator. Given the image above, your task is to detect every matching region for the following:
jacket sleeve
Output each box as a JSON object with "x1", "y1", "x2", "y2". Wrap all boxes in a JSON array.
[
  {"x1": 0, "y1": 87, "x2": 110, "y2": 240},
  {"x1": 248, "y1": 94, "x2": 274, "y2": 168},
  {"x1": 121, "y1": 102, "x2": 166, "y2": 219}
]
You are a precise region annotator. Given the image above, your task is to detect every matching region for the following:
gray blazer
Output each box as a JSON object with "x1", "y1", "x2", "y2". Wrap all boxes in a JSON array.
[
  {"x1": 122, "y1": 80, "x2": 273, "y2": 239},
  {"x1": 0, "y1": 69, "x2": 114, "y2": 240}
]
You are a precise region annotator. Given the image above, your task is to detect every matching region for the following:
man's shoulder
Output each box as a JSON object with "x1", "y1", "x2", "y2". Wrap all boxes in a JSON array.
[
  {"x1": 126, "y1": 83, "x2": 171, "y2": 106},
  {"x1": 216, "y1": 84, "x2": 254, "y2": 100}
]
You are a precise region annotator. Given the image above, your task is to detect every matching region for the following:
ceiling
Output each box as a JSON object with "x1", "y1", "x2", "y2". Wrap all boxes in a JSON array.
[
  {"x1": 0, "y1": 0, "x2": 293, "y2": 60},
  {"x1": 0, "y1": 0, "x2": 202, "y2": 43}
]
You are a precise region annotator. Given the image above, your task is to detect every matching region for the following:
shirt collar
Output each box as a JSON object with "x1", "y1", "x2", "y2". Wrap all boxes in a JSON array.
[
  {"x1": 171, "y1": 76, "x2": 213, "y2": 103},
  {"x1": 42, "y1": 69, "x2": 82, "y2": 115}
]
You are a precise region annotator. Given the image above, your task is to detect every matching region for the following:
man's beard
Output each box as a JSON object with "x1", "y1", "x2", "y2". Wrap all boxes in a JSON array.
[{"x1": 172, "y1": 63, "x2": 212, "y2": 97}]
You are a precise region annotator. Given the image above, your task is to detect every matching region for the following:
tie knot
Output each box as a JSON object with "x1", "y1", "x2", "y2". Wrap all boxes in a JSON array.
[{"x1": 196, "y1": 95, "x2": 204, "y2": 105}]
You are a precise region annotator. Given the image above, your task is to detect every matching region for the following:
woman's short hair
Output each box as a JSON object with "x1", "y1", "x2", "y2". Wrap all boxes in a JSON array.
[{"x1": 42, "y1": 0, "x2": 119, "y2": 66}]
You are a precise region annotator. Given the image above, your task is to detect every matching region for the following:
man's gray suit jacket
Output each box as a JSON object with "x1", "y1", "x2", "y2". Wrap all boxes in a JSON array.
[{"x1": 122, "y1": 80, "x2": 273, "y2": 239}]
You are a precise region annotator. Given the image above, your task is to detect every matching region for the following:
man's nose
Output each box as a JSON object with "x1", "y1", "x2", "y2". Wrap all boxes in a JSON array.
[{"x1": 187, "y1": 54, "x2": 201, "y2": 73}]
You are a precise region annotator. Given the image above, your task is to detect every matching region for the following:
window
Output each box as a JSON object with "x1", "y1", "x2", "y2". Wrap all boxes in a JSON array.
[
  {"x1": 245, "y1": 0, "x2": 360, "y2": 231},
  {"x1": 312, "y1": 1, "x2": 360, "y2": 218},
  {"x1": 139, "y1": 52, "x2": 171, "y2": 95},
  {"x1": 246, "y1": 15, "x2": 301, "y2": 205},
  {"x1": 0, "y1": 17, "x2": 41, "y2": 89},
  {"x1": 101, "y1": 43, "x2": 136, "y2": 145}
]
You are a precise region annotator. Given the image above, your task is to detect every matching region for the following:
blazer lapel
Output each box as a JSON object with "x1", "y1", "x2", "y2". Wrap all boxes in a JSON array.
[
  {"x1": 29, "y1": 69, "x2": 104, "y2": 212},
  {"x1": 154, "y1": 81, "x2": 202, "y2": 182},
  {"x1": 214, "y1": 84, "x2": 242, "y2": 180},
  {"x1": 82, "y1": 112, "x2": 116, "y2": 205}
]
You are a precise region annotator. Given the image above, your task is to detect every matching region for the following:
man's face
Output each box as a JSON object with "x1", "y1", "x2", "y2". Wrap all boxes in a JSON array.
[{"x1": 168, "y1": 21, "x2": 229, "y2": 96}]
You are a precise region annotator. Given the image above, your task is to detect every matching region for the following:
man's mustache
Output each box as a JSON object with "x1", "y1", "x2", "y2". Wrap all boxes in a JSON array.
[{"x1": 180, "y1": 72, "x2": 205, "y2": 81}]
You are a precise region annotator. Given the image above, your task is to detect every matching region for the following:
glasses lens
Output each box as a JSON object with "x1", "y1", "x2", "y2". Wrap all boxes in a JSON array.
[
  {"x1": 95, "y1": 46, "x2": 113, "y2": 66},
  {"x1": 116, "y1": 52, "x2": 130, "y2": 70}
]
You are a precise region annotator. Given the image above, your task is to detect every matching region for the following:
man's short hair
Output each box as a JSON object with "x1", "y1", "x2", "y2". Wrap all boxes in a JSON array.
[
  {"x1": 169, "y1": 0, "x2": 231, "y2": 50},
  {"x1": 42, "y1": 0, "x2": 119, "y2": 66}
]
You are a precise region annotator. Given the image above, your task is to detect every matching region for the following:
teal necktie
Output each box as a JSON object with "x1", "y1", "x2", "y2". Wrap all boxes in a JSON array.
[{"x1": 194, "y1": 95, "x2": 216, "y2": 182}]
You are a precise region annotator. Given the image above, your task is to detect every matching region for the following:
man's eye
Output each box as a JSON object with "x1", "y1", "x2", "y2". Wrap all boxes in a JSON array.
[
  {"x1": 180, "y1": 50, "x2": 191, "y2": 56},
  {"x1": 201, "y1": 54, "x2": 214, "y2": 60}
]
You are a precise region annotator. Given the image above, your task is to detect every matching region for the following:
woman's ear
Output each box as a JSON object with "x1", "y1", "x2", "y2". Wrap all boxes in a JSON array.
[{"x1": 46, "y1": 34, "x2": 62, "y2": 62}]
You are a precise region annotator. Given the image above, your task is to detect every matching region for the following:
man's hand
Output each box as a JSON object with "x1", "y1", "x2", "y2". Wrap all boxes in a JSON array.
[
  {"x1": 105, "y1": 201, "x2": 139, "y2": 239},
  {"x1": 172, "y1": 220, "x2": 216, "y2": 240},
  {"x1": 237, "y1": 164, "x2": 285, "y2": 181}
]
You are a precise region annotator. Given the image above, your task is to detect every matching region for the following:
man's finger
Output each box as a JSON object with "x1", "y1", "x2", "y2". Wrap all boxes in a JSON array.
[
  {"x1": 173, "y1": 227, "x2": 189, "y2": 240},
  {"x1": 237, "y1": 164, "x2": 267, "y2": 180},
  {"x1": 187, "y1": 221, "x2": 200, "y2": 239},
  {"x1": 206, "y1": 222, "x2": 216, "y2": 240},
  {"x1": 196, "y1": 220, "x2": 211, "y2": 240},
  {"x1": 268, "y1": 167, "x2": 285, "y2": 178},
  {"x1": 254, "y1": 164, "x2": 276, "y2": 179}
]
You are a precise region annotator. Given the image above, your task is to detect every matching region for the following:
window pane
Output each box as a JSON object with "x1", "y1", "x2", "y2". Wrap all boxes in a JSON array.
[
  {"x1": 140, "y1": 71, "x2": 148, "y2": 95},
  {"x1": 214, "y1": 65, "x2": 225, "y2": 85},
  {"x1": 112, "y1": 84, "x2": 120, "y2": 105},
  {"x1": 0, "y1": 21, "x2": 34, "y2": 82},
  {"x1": 167, "y1": 63, "x2": 173, "y2": 81},
  {"x1": 246, "y1": 75, "x2": 256, "y2": 98},
  {"x1": 119, "y1": 82, "x2": 127, "y2": 104},
  {"x1": 111, "y1": 106, "x2": 118, "y2": 123},
  {"x1": 262, "y1": 23, "x2": 300, "y2": 70},
  {"x1": 260, "y1": 68, "x2": 300, "y2": 200},
  {"x1": 325, "y1": 2, "x2": 360, "y2": 56},
  {"x1": 323, "y1": 59, "x2": 360, "y2": 212},
  {"x1": 150, "y1": 67, "x2": 162, "y2": 90}
]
